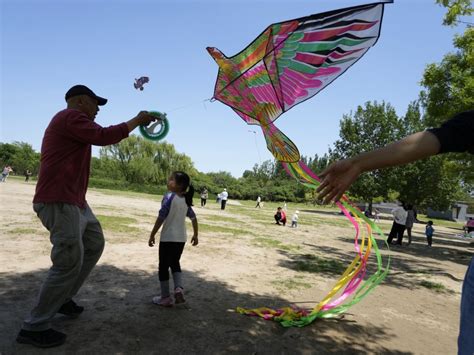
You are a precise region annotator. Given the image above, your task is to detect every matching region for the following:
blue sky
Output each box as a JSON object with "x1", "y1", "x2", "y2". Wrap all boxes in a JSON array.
[{"x1": 0, "y1": 0, "x2": 466, "y2": 177}]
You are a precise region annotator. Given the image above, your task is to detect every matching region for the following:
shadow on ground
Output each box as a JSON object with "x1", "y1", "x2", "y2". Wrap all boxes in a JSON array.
[
  {"x1": 280, "y1": 237, "x2": 470, "y2": 292},
  {"x1": 332, "y1": 230, "x2": 473, "y2": 268},
  {"x1": 0, "y1": 264, "x2": 412, "y2": 354}
]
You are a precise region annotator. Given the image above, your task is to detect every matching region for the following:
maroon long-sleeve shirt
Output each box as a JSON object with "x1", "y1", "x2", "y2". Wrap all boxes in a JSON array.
[{"x1": 33, "y1": 109, "x2": 129, "y2": 208}]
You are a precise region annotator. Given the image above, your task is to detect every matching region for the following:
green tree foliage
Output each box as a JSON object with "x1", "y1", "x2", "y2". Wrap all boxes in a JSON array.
[
  {"x1": 420, "y1": 28, "x2": 473, "y2": 125},
  {"x1": 306, "y1": 153, "x2": 330, "y2": 174},
  {"x1": 420, "y1": 26, "x2": 473, "y2": 185},
  {"x1": 397, "y1": 155, "x2": 465, "y2": 210},
  {"x1": 330, "y1": 101, "x2": 466, "y2": 211},
  {"x1": 90, "y1": 157, "x2": 123, "y2": 181},
  {"x1": 206, "y1": 160, "x2": 305, "y2": 202},
  {"x1": 273, "y1": 161, "x2": 293, "y2": 180},
  {"x1": 396, "y1": 102, "x2": 465, "y2": 210},
  {"x1": 396, "y1": 101, "x2": 463, "y2": 210},
  {"x1": 436, "y1": 0, "x2": 473, "y2": 26},
  {"x1": 0, "y1": 143, "x2": 18, "y2": 166},
  {"x1": 331, "y1": 101, "x2": 404, "y2": 206},
  {"x1": 0, "y1": 142, "x2": 40, "y2": 175},
  {"x1": 98, "y1": 135, "x2": 196, "y2": 185}
]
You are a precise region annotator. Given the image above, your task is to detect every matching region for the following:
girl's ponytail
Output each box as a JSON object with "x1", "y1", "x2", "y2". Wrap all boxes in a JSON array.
[{"x1": 185, "y1": 184, "x2": 195, "y2": 207}]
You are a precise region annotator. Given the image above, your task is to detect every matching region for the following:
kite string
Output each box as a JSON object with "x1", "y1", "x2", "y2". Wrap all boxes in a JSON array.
[{"x1": 166, "y1": 98, "x2": 213, "y2": 113}]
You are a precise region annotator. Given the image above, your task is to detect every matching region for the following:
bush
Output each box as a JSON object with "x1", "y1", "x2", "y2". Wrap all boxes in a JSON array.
[{"x1": 88, "y1": 177, "x2": 167, "y2": 195}]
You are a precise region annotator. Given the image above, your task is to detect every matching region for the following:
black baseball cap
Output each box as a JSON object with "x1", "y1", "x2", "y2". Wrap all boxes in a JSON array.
[{"x1": 65, "y1": 85, "x2": 108, "y2": 106}]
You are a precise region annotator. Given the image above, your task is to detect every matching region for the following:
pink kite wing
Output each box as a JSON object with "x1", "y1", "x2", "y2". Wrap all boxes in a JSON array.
[{"x1": 208, "y1": 2, "x2": 386, "y2": 124}]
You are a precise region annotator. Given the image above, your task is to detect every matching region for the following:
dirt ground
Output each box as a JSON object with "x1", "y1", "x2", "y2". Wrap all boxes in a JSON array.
[{"x1": 1, "y1": 179, "x2": 473, "y2": 354}]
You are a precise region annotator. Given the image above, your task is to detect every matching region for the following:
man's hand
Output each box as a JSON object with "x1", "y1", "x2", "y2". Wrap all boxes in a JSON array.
[
  {"x1": 148, "y1": 235, "x2": 155, "y2": 247},
  {"x1": 135, "y1": 111, "x2": 159, "y2": 126},
  {"x1": 316, "y1": 158, "x2": 362, "y2": 204},
  {"x1": 191, "y1": 235, "x2": 198, "y2": 246},
  {"x1": 127, "y1": 111, "x2": 158, "y2": 132},
  {"x1": 316, "y1": 131, "x2": 442, "y2": 204}
]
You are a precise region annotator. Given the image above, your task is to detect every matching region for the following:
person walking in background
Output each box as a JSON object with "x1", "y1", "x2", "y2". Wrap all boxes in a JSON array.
[
  {"x1": 425, "y1": 221, "x2": 434, "y2": 247},
  {"x1": 24, "y1": 169, "x2": 32, "y2": 182},
  {"x1": 200, "y1": 187, "x2": 208, "y2": 207},
  {"x1": 387, "y1": 203, "x2": 407, "y2": 245},
  {"x1": 16, "y1": 84, "x2": 157, "y2": 348},
  {"x1": 1, "y1": 165, "x2": 13, "y2": 182},
  {"x1": 220, "y1": 188, "x2": 228, "y2": 210},
  {"x1": 255, "y1": 196, "x2": 262, "y2": 208},
  {"x1": 0, "y1": 166, "x2": 7, "y2": 182},
  {"x1": 405, "y1": 204, "x2": 416, "y2": 246},
  {"x1": 148, "y1": 171, "x2": 198, "y2": 307},
  {"x1": 291, "y1": 210, "x2": 299, "y2": 228},
  {"x1": 315, "y1": 110, "x2": 473, "y2": 354}
]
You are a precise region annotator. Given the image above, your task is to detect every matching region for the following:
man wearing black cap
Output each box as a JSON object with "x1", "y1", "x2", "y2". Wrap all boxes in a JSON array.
[{"x1": 16, "y1": 85, "x2": 157, "y2": 348}]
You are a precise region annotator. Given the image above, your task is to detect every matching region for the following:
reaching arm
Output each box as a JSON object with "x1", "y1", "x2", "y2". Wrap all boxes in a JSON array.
[{"x1": 316, "y1": 131, "x2": 441, "y2": 203}]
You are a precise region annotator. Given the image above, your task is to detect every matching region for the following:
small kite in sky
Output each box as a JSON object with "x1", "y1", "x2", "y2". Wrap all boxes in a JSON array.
[{"x1": 134, "y1": 76, "x2": 150, "y2": 91}]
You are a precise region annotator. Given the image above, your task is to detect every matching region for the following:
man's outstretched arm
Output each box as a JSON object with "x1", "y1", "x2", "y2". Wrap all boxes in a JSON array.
[{"x1": 316, "y1": 131, "x2": 441, "y2": 203}]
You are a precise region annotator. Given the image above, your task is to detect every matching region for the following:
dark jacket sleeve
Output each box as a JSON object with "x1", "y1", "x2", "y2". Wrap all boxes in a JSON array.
[
  {"x1": 65, "y1": 111, "x2": 129, "y2": 146},
  {"x1": 427, "y1": 110, "x2": 474, "y2": 154}
]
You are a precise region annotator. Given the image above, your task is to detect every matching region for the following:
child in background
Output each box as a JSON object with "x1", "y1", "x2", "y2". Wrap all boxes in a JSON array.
[
  {"x1": 148, "y1": 171, "x2": 199, "y2": 307},
  {"x1": 425, "y1": 221, "x2": 434, "y2": 247},
  {"x1": 291, "y1": 211, "x2": 299, "y2": 228}
]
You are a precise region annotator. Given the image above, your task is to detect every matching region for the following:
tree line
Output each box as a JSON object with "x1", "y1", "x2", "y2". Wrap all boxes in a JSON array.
[{"x1": 1, "y1": 1, "x2": 472, "y2": 211}]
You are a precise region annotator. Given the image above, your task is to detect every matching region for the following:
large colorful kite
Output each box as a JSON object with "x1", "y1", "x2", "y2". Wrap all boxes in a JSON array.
[{"x1": 208, "y1": 1, "x2": 392, "y2": 327}]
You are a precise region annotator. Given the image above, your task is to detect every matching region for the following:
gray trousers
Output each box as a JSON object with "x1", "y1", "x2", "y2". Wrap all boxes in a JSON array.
[{"x1": 23, "y1": 203, "x2": 105, "y2": 331}]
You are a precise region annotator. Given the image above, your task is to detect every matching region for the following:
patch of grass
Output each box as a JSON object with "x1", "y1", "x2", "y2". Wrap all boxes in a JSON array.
[
  {"x1": 228, "y1": 205, "x2": 352, "y2": 229},
  {"x1": 417, "y1": 214, "x2": 464, "y2": 229},
  {"x1": 91, "y1": 188, "x2": 162, "y2": 202},
  {"x1": 9, "y1": 227, "x2": 38, "y2": 235},
  {"x1": 252, "y1": 237, "x2": 300, "y2": 251},
  {"x1": 207, "y1": 215, "x2": 242, "y2": 224},
  {"x1": 95, "y1": 206, "x2": 121, "y2": 212},
  {"x1": 271, "y1": 278, "x2": 312, "y2": 291},
  {"x1": 198, "y1": 223, "x2": 253, "y2": 236},
  {"x1": 290, "y1": 254, "x2": 346, "y2": 275},
  {"x1": 419, "y1": 280, "x2": 448, "y2": 292},
  {"x1": 308, "y1": 218, "x2": 351, "y2": 228},
  {"x1": 131, "y1": 212, "x2": 156, "y2": 220},
  {"x1": 96, "y1": 215, "x2": 140, "y2": 234}
]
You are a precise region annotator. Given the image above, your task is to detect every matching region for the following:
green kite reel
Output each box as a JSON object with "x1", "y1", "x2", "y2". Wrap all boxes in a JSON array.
[{"x1": 139, "y1": 111, "x2": 169, "y2": 141}]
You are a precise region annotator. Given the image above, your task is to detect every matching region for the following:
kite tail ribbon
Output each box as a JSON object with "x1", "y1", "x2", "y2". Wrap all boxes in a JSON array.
[
  {"x1": 237, "y1": 160, "x2": 390, "y2": 327},
  {"x1": 260, "y1": 122, "x2": 301, "y2": 163}
]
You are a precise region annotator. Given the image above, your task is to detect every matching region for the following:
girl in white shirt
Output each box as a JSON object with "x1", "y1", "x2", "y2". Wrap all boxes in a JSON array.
[{"x1": 148, "y1": 171, "x2": 198, "y2": 306}]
